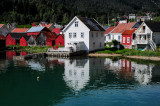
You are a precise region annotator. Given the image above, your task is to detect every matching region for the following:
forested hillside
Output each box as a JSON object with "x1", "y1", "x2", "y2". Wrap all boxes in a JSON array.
[{"x1": 0, "y1": 0, "x2": 160, "y2": 25}]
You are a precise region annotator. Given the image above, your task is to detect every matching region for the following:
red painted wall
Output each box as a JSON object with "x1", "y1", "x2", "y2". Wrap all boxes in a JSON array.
[
  {"x1": 20, "y1": 37, "x2": 28, "y2": 46},
  {"x1": 27, "y1": 32, "x2": 40, "y2": 36},
  {"x1": 55, "y1": 35, "x2": 64, "y2": 46},
  {"x1": 46, "y1": 38, "x2": 53, "y2": 46},
  {"x1": 6, "y1": 51, "x2": 16, "y2": 61},
  {"x1": 6, "y1": 34, "x2": 16, "y2": 46},
  {"x1": 122, "y1": 34, "x2": 132, "y2": 49}
]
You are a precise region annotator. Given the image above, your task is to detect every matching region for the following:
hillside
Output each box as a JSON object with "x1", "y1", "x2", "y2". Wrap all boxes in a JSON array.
[{"x1": 0, "y1": 0, "x2": 160, "y2": 24}]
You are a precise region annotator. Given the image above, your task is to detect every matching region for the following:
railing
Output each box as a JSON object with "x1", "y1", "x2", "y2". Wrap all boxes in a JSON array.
[
  {"x1": 47, "y1": 47, "x2": 73, "y2": 53},
  {"x1": 134, "y1": 39, "x2": 148, "y2": 44},
  {"x1": 148, "y1": 40, "x2": 157, "y2": 51}
]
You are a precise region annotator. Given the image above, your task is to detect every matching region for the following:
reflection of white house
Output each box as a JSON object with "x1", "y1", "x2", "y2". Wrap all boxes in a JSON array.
[
  {"x1": 104, "y1": 58, "x2": 122, "y2": 71},
  {"x1": 27, "y1": 61, "x2": 45, "y2": 71},
  {"x1": 63, "y1": 59, "x2": 90, "y2": 91},
  {"x1": 63, "y1": 16, "x2": 105, "y2": 52},
  {"x1": 134, "y1": 21, "x2": 160, "y2": 51},
  {"x1": 132, "y1": 62, "x2": 154, "y2": 85}
]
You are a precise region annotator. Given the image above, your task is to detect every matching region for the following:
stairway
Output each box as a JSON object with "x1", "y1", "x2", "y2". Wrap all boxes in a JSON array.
[{"x1": 148, "y1": 40, "x2": 157, "y2": 51}]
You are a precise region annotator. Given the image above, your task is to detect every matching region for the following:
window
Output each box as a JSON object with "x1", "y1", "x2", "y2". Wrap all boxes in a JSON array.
[
  {"x1": 93, "y1": 42, "x2": 95, "y2": 48},
  {"x1": 75, "y1": 21, "x2": 78, "y2": 27},
  {"x1": 69, "y1": 33, "x2": 72, "y2": 38},
  {"x1": 118, "y1": 36, "x2": 121, "y2": 41},
  {"x1": 96, "y1": 33, "x2": 98, "y2": 37},
  {"x1": 92, "y1": 33, "x2": 93, "y2": 38},
  {"x1": 127, "y1": 37, "x2": 130, "y2": 43},
  {"x1": 108, "y1": 34, "x2": 111, "y2": 39},
  {"x1": 73, "y1": 33, "x2": 77, "y2": 38},
  {"x1": 123, "y1": 37, "x2": 125, "y2": 43},
  {"x1": 101, "y1": 33, "x2": 103, "y2": 37},
  {"x1": 81, "y1": 32, "x2": 84, "y2": 38},
  {"x1": 100, "y1": 42, "x2": 101, "y2": 47}
]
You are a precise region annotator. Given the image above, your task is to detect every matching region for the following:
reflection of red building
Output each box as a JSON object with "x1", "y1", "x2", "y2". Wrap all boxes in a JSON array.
[
  {"x1": 121, "y1": 59, "x2": 132, "y2": 72},
  {"x1": 20, "y1": 51, "x2": 27, "y2": 56},
  {"x1": 6, "y1": 51, "x2": 16, "y2": 61}
]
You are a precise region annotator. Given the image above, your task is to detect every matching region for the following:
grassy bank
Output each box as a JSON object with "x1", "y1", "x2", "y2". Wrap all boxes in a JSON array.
[
  {"x1": 96, "y1": 47, "x2": 160, "y2": 57},
  {"x1": 7, "y1": 45, "x2": 52, "y2": 53}
]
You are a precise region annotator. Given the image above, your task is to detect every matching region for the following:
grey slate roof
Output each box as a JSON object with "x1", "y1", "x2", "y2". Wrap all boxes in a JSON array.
[
  {"x1": 145, "y1": 21, "x2": 160, "y2": 32},
  {"x1": 132, "y1": 21, "x2": 143, "y2": 29},
  {"x1": 78, "y1": 17, "x2": 105, "y2": 31}
]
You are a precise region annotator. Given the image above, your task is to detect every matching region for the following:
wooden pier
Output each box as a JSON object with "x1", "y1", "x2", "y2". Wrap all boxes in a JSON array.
[{"x1": 46, "y1": 51, "x2": 87, "y2": 57}]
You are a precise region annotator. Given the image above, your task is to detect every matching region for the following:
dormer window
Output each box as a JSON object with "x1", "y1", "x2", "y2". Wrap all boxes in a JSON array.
[{"x1": 75, "y1": 21, "x2": 78, "y2": 27}]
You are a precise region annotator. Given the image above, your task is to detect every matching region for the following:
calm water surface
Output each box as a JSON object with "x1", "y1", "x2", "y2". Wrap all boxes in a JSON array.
[{"x1": 0, "y1": 51, "x2": 160, "y2": 106}]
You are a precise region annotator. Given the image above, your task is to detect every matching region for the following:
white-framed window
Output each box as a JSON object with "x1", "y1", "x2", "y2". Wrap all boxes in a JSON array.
[
  {"x1": 81, "y1": 32, "x2": 84, "y2": 38},
  {"x1": 123, "y1": 37, "x2": 125, "y2": 43},
  {"x1": 75, "y1": 21, "x2": 78, "y2": 27},
  {"x1": 69, "y1": 33, "x2": 72, "y2": 38},
  {"x1": 73, "y1": 33, "x2": 77, "y2": 38},
  {"x1": 127, "y1": 37, "x2": 130, "y2": 43}
]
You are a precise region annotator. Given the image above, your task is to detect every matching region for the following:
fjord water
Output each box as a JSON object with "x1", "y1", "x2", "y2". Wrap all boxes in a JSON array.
[{"x1": 0, "y1": 52, "x2": 160, "y2": 106}]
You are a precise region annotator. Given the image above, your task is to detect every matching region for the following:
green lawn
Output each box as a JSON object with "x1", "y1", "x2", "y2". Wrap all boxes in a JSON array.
[
  {"x1": 7, "y1": 45, "x2": 52, "y2": 53},
  {"x1": 96, "y1": 47, "x2": 160, "y2": 57}
]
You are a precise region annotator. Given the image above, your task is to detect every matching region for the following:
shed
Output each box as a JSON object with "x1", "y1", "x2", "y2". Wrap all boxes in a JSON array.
[
  {"x1": 6, "y1": 33, "x2": 27, "y2": 46},
  {"x1": 36, "y1": 31, "x2": 58, "y2": 46}
]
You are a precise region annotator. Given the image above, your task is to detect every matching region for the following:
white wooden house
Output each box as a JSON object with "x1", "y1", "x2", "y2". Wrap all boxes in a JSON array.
[
  {"x1": 134, "y1": 21, "x2": 160, "y2": 50},
  {"x1": 0, "y1": 24, "x2": 10, "y2": 37},
  {"x1": 110, "y1": 22, "x2": 136, "y2": 43},
  {"x1": 62, "y1": 16, "x2": 105, "y2": 52}
]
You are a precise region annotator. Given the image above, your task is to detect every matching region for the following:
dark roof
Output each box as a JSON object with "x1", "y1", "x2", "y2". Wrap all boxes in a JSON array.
[
  {"x1": 78, "y1": 17, "x2": 105, "y2": 31},
  {"x1": 42, "y1": 31, "x2": 58, "y2": 40},
  {"x1": 22, "y1": 35, "x2": 30, "y2": 41},
  {"x1": 8, "y1": 33, "x2": 28, "y2": 40},
  {"x1": 145, "y1": 21, "x2": 160, "y2": 32},
  {"x1": 0, "y1": 35, "x2": 5, "y2": 40},
  {"x1": 132, "y1": 21, "x2": 143, "y2": 29}
]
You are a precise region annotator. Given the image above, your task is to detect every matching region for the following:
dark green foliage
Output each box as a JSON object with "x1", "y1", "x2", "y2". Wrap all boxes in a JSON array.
[{"x1": 0, "y1": 0, "x2": 160, "y2": 24}]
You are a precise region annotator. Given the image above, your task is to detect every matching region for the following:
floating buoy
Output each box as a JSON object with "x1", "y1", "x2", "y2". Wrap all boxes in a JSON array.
[{"x1": 37, "y1": 76, "x2": 40, "y2": 81}]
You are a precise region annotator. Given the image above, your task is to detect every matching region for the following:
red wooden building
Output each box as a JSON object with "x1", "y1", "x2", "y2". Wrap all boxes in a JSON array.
[
  {"x1": 122, "y1": 29, "x2": 136, "y2": 49},
  {"x1": 20, "y1": 36, "x2": 28, "y2": 46},
  {"x1": 55, "y1": 34, "x2": 64, "y2": 46},
  {"x1": 36, "y1": 31, "x2": 58, "y2": 46},
  {"x1": 6, "y1": 33, "x2": 27, "y2": 46},
  {"x1": 0, "y1": 35, "x2": 6, "y2": 49}
]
